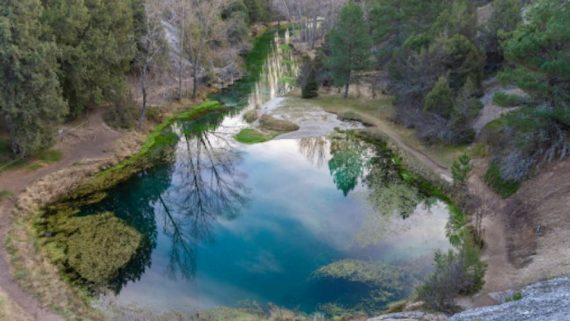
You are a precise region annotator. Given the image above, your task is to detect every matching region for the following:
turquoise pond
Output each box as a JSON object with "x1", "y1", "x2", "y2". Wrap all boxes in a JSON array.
[
  {"x1": 82, "y1": 126, "x2": 452, "y2": 314},
  {"x1": 75, "y1": 30, "x2": 453, "y2": 315}
]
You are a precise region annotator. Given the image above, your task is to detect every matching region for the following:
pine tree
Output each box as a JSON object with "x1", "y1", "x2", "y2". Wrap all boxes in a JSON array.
[
  {"x1": 326, "y1": 1, "x2": 371, "y2": 98},
  {"x1": 0, "y1": 0, "x2": 67, "y2": 156},
  {"x1": 424, "y1": 76, "x2": 454, "y2": 118},
  {"x1": 301, "y1": 58, "x2": 319, "y2": 99},
  {"x1": 42, "y1": 0, "x2": 137, "y2": 118},
  {"x1": 499, "y1": 0, "x2": 570, "y2": 112},
  {"x1": 452, "y1": 153, "x2": 473, "y2": 187}
]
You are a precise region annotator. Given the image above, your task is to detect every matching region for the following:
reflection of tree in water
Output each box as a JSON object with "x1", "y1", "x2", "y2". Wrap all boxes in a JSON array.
[
  {"x1": 327, "y1": 134, "x2": 372, "y2": 196},
  {"x1": 297, "y1": 136, "x2": 329, "y2": 167},
  {"x1": 153, "y1": 122, "x2": 249, "y2": 279},
  {"x1": 365, "y1": 150, "x2": 423, "y2": 219},
  {"x1": 326, "y1": 132, "x2": 423, "y2": 217},
  {"x1": 85, "y1": 114, "x2": 249, "y2": 291},
  {"x1": 325, "y1": 133, "x2": 428, "y2": 247}
]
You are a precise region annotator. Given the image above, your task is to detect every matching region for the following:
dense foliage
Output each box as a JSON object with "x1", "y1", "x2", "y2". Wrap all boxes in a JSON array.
[
  {"x1": 0, "y1": 0, "x2": 67, "y2": 156},
  {"x1": 485, "y1": 0, "x2": 570, "y2": 196},
  {"x1": 325, "y1": 1, "x2": 371, "y2": 98},
  {"x1": 417, "y1": 243, "x2": 486, "y2": 313},
  {"x1": 315, "y1": 0, "x2": 568, "y2": 194},
  {"x1": 0, "y1": 0, "x2": 269, "y2": 157}
]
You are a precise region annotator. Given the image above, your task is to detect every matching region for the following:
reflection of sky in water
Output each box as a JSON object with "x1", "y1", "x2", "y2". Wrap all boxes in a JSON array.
[{"x1": 110, "y1": 137, "x2": 451, "y2": 314}]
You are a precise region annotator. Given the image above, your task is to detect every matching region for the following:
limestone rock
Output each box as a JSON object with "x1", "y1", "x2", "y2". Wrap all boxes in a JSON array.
[
  {"x1": 368, "y1": 312, "x2": 447, "y2": 321},
  {"x1": 449, "y1": 277, "x2": 570, "y2": 321}
]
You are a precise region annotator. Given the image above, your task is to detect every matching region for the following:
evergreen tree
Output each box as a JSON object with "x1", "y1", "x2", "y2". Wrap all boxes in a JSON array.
[
  {"x1": 499, "y1": 0, "x2": 569, "y2": 112},
  {"x1": 42, "y1": 0, "x2": 137, "y2": 118},
  {"x1": 0, "y1": 0, "x2": 67, "y2": 156},
  {"x1": 452, "y1": 153, "x2": 473, "y2": 186},
  {"x1": 424, "y1": 76, "x2": 454, "y2": 118},
  {"x1": 368, "y1": 0, "x2": 447, "y2": 66},
  {"x1": 326, "y1": 1, "x2": 371, "y2": 98},
  {"x1": 300, "y1": 59, "x2": 319, "y2": 99}
]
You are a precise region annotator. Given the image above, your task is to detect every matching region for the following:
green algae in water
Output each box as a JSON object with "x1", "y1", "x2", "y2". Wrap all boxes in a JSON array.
[
  {"x1": 37, "y1": 209, "x2": 143, "y2": 287},
  {"x1": 66, "y1": 213, "x2": 143, "y2": 284}
]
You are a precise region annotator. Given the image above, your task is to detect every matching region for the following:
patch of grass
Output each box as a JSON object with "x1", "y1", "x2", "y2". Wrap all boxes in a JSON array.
[
  {"x1": 235, "y1": 128, "x2": 275, "y2": 144},
  {"x1": 484, "y1": 162, "x2": 521, "y2": 198},
  {"x1": 493, "y1": 92, "x2": 527, "y2": 107},
  {"x1": 469, "y1": 142, "x2": 489, "y2": 159},
  {"x1": 0, "y1": 190, "x2": 12, "y2": 201},
  {"x1": 26, "y1": 163, "x2": 43, "y2": 172},
  {"x1": 505, "y1": 291, "x2": 523, "y2": 302},
  {"x1": 37, "y1": 149, "x2": 62, "y2": 163}
]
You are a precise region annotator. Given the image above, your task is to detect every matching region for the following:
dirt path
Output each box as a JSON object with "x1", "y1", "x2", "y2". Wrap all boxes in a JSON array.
[
  {"x1": 322, "y1": 105, "x2": 453, "y2": 182},
  {"x1": 0, "y1": 110, "x2": 122, "y2": 321}
]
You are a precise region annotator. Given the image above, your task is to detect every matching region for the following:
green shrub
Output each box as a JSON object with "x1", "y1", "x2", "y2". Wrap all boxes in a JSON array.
[
  {"x1": 301, "y1": 67, "x2": 319, "y2": 99},
  {"x1": 484, "y1": 161, "x2": 520, "y2": 198},
  {"x1": 493, "y1": 92, "x2": 527, "y2": 107},
  {"x1": 417, "y1": 245, "x2": 485, "y2": 313},
  {"x1": 298, "y1": 57, "x2": 319, "y2": 99},
  {"x1": 505, "y1": 291, "x2": 523, "y2": 302},
  {"x1": 38, "y1": 149, "x2": 62, "y2": 163},
  {"x1": 145, "y1": 106, "x2": 164, "y2": 123},
  {"x1": 452, "y1": 153, "x2": 472, "y2": 186},
  {"x1": 424, "y1": 76, "x2": 454, "y2": 118},
  {"x1": 103, "y1": 96, "x2": 139, "y2": 130}
]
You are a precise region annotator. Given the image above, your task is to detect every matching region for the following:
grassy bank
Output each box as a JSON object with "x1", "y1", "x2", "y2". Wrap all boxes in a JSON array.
[{"x1": 70, "y1": 100, "x2": 225, "y2": 202}]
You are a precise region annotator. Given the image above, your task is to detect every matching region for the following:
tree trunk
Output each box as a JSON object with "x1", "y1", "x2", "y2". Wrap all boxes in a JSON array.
[
  {"x1": 192, "y1": 59, "x2": 199, "y2": 99},
  {"x1": 138, "y1": 68, "x2": 148, "y2": 130},
  {"x1": 343, "y1": 70, "x2": 351, "y2": 98},
  {"x1": 4, "y1": 116, "x2": 20, "y2": 156}
]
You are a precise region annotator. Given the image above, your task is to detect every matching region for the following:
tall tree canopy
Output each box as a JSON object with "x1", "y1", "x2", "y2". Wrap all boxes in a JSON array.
[
  {"x1": 42, "y1": 0, "x2": 137, "y2": 118},
  {"x1": 500, "y1": 0, "x2": 569, "y2": 111},
  {"x1": 326, "y1": 1, "x2": 371, "y2": 98},
  {"x1": 0, "y1": 0, "x2": 67, "y2": 156}
]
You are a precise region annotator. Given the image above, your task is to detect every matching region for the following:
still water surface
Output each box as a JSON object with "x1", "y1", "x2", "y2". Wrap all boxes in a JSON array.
[{"x1": 82, "y1": 30, "x2": 452, "y2": 314}]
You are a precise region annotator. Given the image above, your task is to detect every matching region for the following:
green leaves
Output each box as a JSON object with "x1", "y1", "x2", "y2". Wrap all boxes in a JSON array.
[
  {"x1": 500, "y1": 0, "x2": 570, "y2": 106},
  {"x1": 451, "y1": 153, "x2": 472, "y2": 186},
  {"x1": 424, "y1": 76, "x2": 455, "y2": 118},
  {"x1": 325, "y1": 1, "x2": 371, "y2": 93},
  {"x1": 0, "y1": 0, "x2": 67, "y2": 156}
]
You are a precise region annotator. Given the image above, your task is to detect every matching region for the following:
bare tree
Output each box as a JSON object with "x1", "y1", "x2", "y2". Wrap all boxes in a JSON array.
[
  {"x1": 136, "y1": 0, "x2": 169, "y2": 129},
  {"x1": 273, "y1": 0, "x2": 346, "y2": 48}
]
